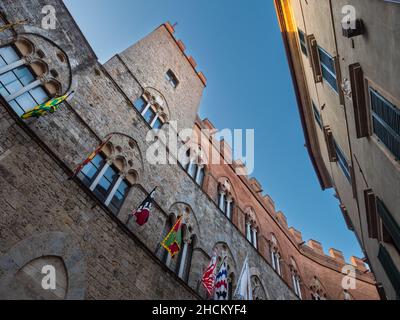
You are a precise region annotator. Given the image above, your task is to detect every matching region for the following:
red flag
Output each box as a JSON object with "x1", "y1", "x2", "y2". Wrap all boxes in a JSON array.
[
  {"x1": 132, "y1": 188, "x2": 156, "y2": 226},
  {"x1": 201, "y1": 251, "x2": 218, "y2": 296},
  {"x1": 71, "y1": 135, "x2": 112, "y2": 179}
]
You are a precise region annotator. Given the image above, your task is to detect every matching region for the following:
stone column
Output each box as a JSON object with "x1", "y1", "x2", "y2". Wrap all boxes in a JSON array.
[
  {"x1": 218, "y1": 192, "x2": 225, "y2": 211},
  {"x1": 178, "y1": 239, "x2": 190, "y2": 279},
  {"x1": 252, "y1": 228, "x2": 258, "y2": 249},
  {"x1": 226, "y1": 198, "x2": 233, "y2": 220},
  {"x1": 90, "y1": 161, "x2": 111, "y2": 191},
  {"x1": 104, "y1": 174, "x2": 124, "y2": 206}
]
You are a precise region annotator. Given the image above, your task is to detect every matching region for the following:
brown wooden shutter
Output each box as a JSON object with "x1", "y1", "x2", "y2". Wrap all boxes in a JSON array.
[
  {"x1": 306, "y1": 35, "x2": 322, "y2": 83},
  {"x1": 334, "y1": 56, "x2": 345, "y2": 105},
  {"x1": 323, "y1": 126, "x2": 337, "y2": 162},
  {"x1": 340, "y1": 205, "x2": 354, "y2": 231},
  {"x1": 364, "y1": 189, "x2": 380, "y2": 239},
  {"x1": 349, "y1": 63, "x2": 371, "y2": 138},
  {"x1": 349, "y1": 165, "x2": 357, "y2": 199}
]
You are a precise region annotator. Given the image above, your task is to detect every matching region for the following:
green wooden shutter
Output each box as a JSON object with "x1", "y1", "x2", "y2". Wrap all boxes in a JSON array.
[
  {"x1": 378, "y1": 245, "x2": 400, "y2": 298},
  {"x1": 377, "y1": 198, "x2": 400, "y2": 251}
]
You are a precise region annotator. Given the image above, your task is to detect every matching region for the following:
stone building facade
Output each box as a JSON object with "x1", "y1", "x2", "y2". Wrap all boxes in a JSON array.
[
  {"x1": 274, "y1": 0, "x2": 400, "y2": 299},
  {"x1": 0, "y1": 0, "x2": 378, "y2": 300}
]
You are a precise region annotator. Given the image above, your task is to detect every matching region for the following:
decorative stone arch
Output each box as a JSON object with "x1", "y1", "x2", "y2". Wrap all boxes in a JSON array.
[
  {"x1": 243, "y1": 206, "x2": 260, "y2": 230},
  {"x1": 14, "y1": 37, "x2": 35, "y2": 57},
  {"x1": 309, "y1": 276, "x2": 330, "y2": 300},
  {"x1": 168, "y1": 202, "x2": 201, "y2": 240},
  {"x1": 0, "y1": 232, "x2": 86, "y2": 300},
  {"x1": 216, "y1": 176, "x2": 238, "y2": 222},
  {"x1": 7, "y1": 32, "x2": 74, "y2": 94},
  {"x1": 268, "y1": 233, "x2": 285, "y2": 277},
  {"x1": 103, "y1": 132, "x2": 145, "y2": 183},
  {"x1": 212, "y1": 241, "x2": 238, "y2": 299},
  {"x1": 249, "y1": 268, "x2": 269, "y2": 300},
  {"x1": 143, "y1": 87, "x2": 171, "y2": 122},
  {"x1": 340, "y1": 289, "x2": 355, "y2": 300},
  {"x1": 217, "y1": 176, "x2": 238, "y2": 201}
]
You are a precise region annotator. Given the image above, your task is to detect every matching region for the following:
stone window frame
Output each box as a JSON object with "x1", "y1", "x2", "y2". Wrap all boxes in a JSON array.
[
  {"x1": 217, "y1": 178, "x2": 236, "y2": 221},
  {"x1": 0, "y1": 42, "x2": 52, "y2": 117},
  {"x1": 77, "y1": 145, "x2": 135, "y2": 215},
  {"x1": 133, "y1": 91, "x2": 169, "y2": 129},
  {"x1": 165, "y1": 69, "x2": 179, "y2": 89}
]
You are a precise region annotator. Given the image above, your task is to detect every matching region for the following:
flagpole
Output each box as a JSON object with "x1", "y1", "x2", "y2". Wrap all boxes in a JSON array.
[
  {"x1": 126, "y1": 186, "x2": 157, "y2": 225},
  {"x1": 234, "y1": 254, "x2": 249, "y2": 299}
]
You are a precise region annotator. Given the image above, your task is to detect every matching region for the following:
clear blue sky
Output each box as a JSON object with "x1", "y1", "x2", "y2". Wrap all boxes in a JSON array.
[{"x1": 64, "y1": 0, "x2": 363, "y2": 261}]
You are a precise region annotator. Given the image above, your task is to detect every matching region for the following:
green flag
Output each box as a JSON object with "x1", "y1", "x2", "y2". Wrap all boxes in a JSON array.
[
  {"x1": 21, "y1": 92, "x2": 72, "y2": 120},
  {"x1": 161, "y1": 216, "x2": 183, "y2": 257}
]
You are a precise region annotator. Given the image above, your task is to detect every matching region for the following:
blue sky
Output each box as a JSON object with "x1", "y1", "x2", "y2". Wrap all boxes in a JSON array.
[{"x1": 64, "y1": 0, "x2": 363, "y2": 261}]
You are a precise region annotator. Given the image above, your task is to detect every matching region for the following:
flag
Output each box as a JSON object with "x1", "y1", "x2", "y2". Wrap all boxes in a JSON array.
[
  {"x1": 214, "y1": 259, "x2": 229, "y2": 300},
  {"x1": 0, "y1": 19, "x2": 28, "y2": 33},
  {"x1": 70, "y1": 135, "x2": 112, "y2": 179},
  {"x1": 201, "y1": 251, "x2": 218, "y2": 296},
  {"x1": 21, "y1": 92, "x2": 73, "y2": 119},
  {"x1": 161, "y1": 216, "x2": 183, "y2": 258},
  {"x1": 234, "y1": 255, "x2": 253, "y2": 300},
  {"x1": 131, "y1": 188, "x2": 157, "y2": 226}
]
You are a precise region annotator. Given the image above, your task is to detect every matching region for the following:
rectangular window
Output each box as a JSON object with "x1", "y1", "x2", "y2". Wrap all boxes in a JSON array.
[
  {"x1": 134, "y1": 96, "x2": 147, "y2": 113},
  {"x1": 0, "y1": 46, "x2": 20, "y2": 68},
  {"x1": 312, "y1": 101, "x2": 322, "y2": 129},
  {"x1": 109, "y1": 180, "x2": 129, "y2": 214},
  {"x1": 0, "y1": 64, "x2": 48, "y2": 116},
  {"x1": 152, "y1": 117, "x2": 163, "y2": 130},
  {"x1": 143, "y1": 106, "x2": 156, "y2": 124},
  {"x1": 298, "y1": 29, "x2": 308, "y2": 56},
  {"x1": 369, "y1": 88, "x2": 400, "y2": 160},
  {"x1": 78, "y1": 154, "x2": 106, "y2": 187},
  {"x1": 318, "y1": 47, "x2": 338, "y2": 93},
  {"x1": 377, "y1": 198, "x2": 400, "y2": 253},
  {"x1": 334, "y1": 141, "x2": 351, "y2": 182},
  {"x1": 378, "y1": 245, "x2": 400, "y2": 298},
  {"x1": 93, "y1": 165, "x2": 119, "y2": 202},
  {"x1": 166, "y1": 69, "x2": 179, "y2": 88},
  {"x1": 78, "y1": 154, "x2": 130, "y2": 214}
]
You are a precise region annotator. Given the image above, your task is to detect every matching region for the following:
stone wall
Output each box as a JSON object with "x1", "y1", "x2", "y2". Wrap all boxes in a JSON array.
[{"x1": 0, "y1": 0, "x2": 296, "y2": 300}]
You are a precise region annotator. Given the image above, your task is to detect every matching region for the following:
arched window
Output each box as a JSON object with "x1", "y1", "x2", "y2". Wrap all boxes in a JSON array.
[
  {"x1": 0, "y1": 45, "x2": 49, "y2": 117},
  {"x1": 251, "y1": 276, "x2": 267, "y2": 300},
  {"x1": 218, "y1": 180, "x2": 235, "y2": 221},
  {"x1": 183, "y1": 147, "x2": 205, "y2": 187},
  {"x1": 310, "y1": 278, "x2": 328, "y2": 300},
  {"x1": 77, "y1": 149, "x2": 132, "y2": 215},
  {"x1": 290, "y1": 258, "x2": 302, "y2": 299},
  {"x1": 343, "y1": 290, "x2": 353, "y2": 300},
  {"x1": 212, "y1": 243, "x2": 237, "y2": 301},
  {"x1": 245, "y1": 208, "x2": 258, "y2": 249},
  {"x1": 133, "y1": 91, "x2": 168, "y2": 129},
  {"x1": 175, "y1": 226, "x2": 196, "y2": 283},
  {"x1": 269, "y1": 235, "x2": 282, "y2": 276}
]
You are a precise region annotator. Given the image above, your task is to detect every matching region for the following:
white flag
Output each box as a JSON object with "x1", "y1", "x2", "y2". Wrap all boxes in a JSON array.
[{"x1": 234, "y1": 256, "x2": 253, "y2": 300}]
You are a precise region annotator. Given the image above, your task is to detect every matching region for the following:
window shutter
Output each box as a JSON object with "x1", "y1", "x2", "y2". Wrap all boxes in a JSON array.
[
  {"x1": 349, "y1": 63, "x2": 370, "y2": 138},
  {"x1": 340, "y1": 204, "x2": 354, "y2": 231},
  {"x1": 378, "y1": 245, "x2": 400, "y2": 298},
  {"x1": 334, "y1": 56, "x2": 345, "y2": 105},
  {"x1": 375, "y1": 283, "x2": 387, "y2": 301},
  {"x1": 323, "y1": 126, "x2": 337, "y2": 162},
  {"x1": 364, "y1": 189, "x2": 380, "y2": 239},
  {"x1": 377, "y1": 198, "x2": 400, "y2": 251},
  {"x1": 349, "y1": 165, "x2": 357, "y2": 198},
  {"x1": 306, "y1": 35, "x2": 322, "y2": 83}
]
